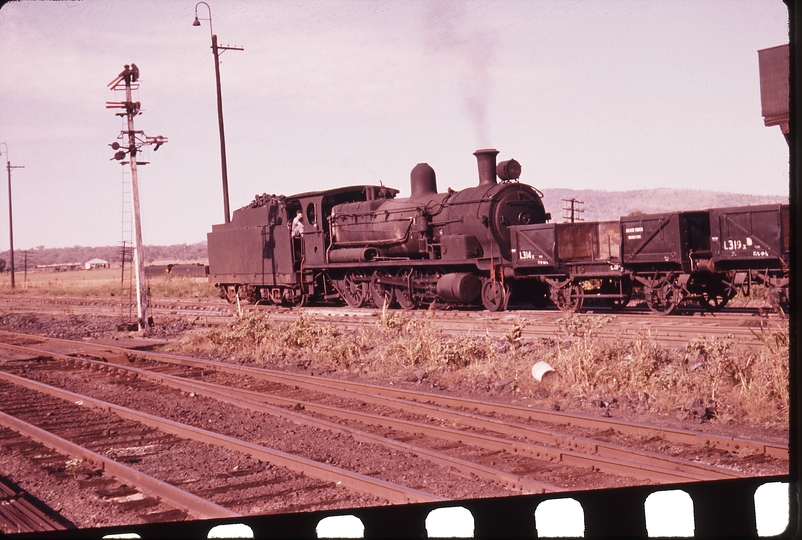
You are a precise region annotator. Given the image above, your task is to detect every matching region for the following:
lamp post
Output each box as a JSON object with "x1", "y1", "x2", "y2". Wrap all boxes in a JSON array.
[
  {"x1": 193, "y1": 2, "x2": 243, "y2": 224},
  {"x1": 0, "y1": 143, "x2": 23, "y2": 289}
]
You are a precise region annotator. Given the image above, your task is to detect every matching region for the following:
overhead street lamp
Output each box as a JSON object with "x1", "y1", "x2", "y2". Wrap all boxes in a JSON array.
[
  {"x1": 0, "y1": 143, "x2": 23, "y2": 289},
  {"x1": 193, "y1": 1, "x2": 243, "y2": 224}
]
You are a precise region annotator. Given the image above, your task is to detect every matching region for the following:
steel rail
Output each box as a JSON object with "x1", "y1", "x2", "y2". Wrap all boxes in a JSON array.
[
  {"x1": 0, "y1": 370, "x2": 443, "y2": 505},
  {"x1": 0, "y1": 476, "x2": 71, "y2": 533},
  {"x1": 0, "y1": 409, "x2": 238, "y2": 520},
  {"x1": 0, "y1": 342, "x2": 560, "y2": 494},
  {"x1": 127, "y1": 366, "x2": 738, "y2": 483},
  {"x1": 0, "y1": 337, "x2": 772, "y2": 478},
  {"x1": 94, "y1": 339, "x2": 785, "y2": 461},
  {"x1": 0, "y1": 294, "x2": 777, "y2": 327},
  {"x1": 0, "y1": 331, "x2": 787, "y2": 461},
  {"x1": 261, "y1": 368, "x2": 789, "y2": 460}
]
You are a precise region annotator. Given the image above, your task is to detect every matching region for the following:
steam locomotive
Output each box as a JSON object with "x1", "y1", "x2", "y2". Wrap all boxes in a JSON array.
[{"x1": 207, "y1": 149, "x2": 789, "y2": 314}]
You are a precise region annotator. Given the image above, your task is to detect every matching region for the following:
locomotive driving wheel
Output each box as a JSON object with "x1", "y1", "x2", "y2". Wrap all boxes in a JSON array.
[
  {"x1": 481, "y1": 278, "x2": 510, "y2": 312},
  {"x1": 395, "y1": 269, "x2": 417, "y2": 311},
  {"x1": 550, "y1": 282, "x2": 583, "y2": 313},
  {"x1": 336, "y1": 271, "x2": 368, "y2": 308},
  {"x1": 370, "y1": 270, "x2": 395, "y2": 309}
]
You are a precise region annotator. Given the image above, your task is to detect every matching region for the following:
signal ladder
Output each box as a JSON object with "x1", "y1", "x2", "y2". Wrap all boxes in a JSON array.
[{"x1": 119, "y1": 167, "x2": 135, "y2": 326}]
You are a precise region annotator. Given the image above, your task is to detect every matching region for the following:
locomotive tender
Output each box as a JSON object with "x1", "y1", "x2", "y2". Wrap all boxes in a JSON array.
[{"x1": 207, "y1": 149, "x2": 789, "y2": 314}]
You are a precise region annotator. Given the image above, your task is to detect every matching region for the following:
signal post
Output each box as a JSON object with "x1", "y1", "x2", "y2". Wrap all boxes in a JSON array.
[{"x1": 107, "y1": 64, "x2": 168, "y2": 331}]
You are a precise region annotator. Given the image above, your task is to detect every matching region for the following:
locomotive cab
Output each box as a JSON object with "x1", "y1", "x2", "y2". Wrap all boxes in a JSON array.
[
  {"x1": 293, "y1": 185, "x2": 399, "y2": 268},
  {"x1": 207, "y1": 185, "x2": 397, "y2": 306}
]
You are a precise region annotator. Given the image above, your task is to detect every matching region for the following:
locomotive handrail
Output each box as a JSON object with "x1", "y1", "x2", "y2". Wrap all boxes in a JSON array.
[
  {"x1": 429, "y1": 217, "x2": 463, "y2": 227},
  {"x1": 331, "y1": 206, "x2": 425, "y2": 220}
]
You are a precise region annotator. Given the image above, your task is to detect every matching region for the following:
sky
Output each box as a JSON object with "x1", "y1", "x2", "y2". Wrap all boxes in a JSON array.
[{"x1": 0, "y1": 0, "x2": 790, "y2": 250}]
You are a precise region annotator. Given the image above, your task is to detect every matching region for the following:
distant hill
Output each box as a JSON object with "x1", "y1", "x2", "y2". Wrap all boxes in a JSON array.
[
  {"x1": 0, "y1": 189, "x2": 789, "y2": 270},
  {"x1": 540, "y1": 188, "x2": 788, "y2": 222}
]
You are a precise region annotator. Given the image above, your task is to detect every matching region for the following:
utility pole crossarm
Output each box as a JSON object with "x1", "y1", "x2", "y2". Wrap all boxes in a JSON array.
[{"x1": 216, "y1": 44, "x2": 244, "y2": 52}]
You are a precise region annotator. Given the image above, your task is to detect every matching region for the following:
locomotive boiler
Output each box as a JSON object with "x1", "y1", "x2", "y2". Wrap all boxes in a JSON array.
[{"x1": 329, "y1": 150, "x2": 546, "y2": 261}]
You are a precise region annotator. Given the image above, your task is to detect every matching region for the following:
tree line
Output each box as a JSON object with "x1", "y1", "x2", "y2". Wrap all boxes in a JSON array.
[{"x1": 0, "y1": 242, "x2": 208, "y2": 270}]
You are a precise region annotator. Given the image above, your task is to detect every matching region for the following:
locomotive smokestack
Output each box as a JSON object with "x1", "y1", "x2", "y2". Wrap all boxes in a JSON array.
[
  {"x1": 473, "y1": 148, "x2": 499, "y2": 186},
  {"x1": 410, "y1": 162, "x2": 437, "y2": 199}
]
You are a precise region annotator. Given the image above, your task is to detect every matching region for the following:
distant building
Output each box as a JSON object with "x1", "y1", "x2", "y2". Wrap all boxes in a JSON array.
[
  {"x1": 36, "y1": 263, "x2": 81, "y2": 272},
  {"x1": 85, "y1": 258, "x2": 109, "y2": 270}
]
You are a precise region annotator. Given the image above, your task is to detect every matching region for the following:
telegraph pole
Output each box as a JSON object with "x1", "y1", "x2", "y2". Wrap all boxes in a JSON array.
[
  {"x1": 562, "y1": 198, "x2": 584, "y2": 223},
  {"x1": 0, "y1": 143, "x2": 23, "y2": 289},
  {"x1": 107, "y1": 64, "x2": 168, "y2": 331}
]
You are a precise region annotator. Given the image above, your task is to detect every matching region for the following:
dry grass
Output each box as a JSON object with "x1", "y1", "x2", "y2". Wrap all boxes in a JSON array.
[
  {"x1": 0, "y1": 268, "x2": 217, "y2": 298},
  {"x1": 172, "y1": 309, "x2": 789, "y2": 430}
]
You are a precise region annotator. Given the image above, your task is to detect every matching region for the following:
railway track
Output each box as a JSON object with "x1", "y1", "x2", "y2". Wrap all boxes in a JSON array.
[
  {"x1": 0, "y1": 294, "x2": 781, "y2": 350},
  {"x1": 0, "y1": 473, "x2": 74, "y2": 534},
  {"x1": 0, "y1": 330, "x2": 787, "y2": 529}
]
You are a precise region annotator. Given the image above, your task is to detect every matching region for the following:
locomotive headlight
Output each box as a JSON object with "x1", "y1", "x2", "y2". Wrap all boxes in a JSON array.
[{"x1": 497, "y1": 159, "x2": 521, "y2": 181}]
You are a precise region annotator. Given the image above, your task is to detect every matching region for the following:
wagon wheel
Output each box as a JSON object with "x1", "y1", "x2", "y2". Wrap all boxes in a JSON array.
[
  {"x1": 769, "y1": 285, "x2": 789, "y2": 314},
  {"x1": 241, "y1": 285, "x2": 259, "y2": 304},
  {"x1": 395, "y1": 269, "x2": 417, "y2": 311},
  {"x1": 693, "y1": 276, "x2": 731, "y2": 312},
  {"x1": 645, "y1": 282, "x2": 681, "y2": 315},
  {"x1": 550, "y1": 283, "x2": 584, "y2": 313},
  {"x1": 721, "y1": 273, "x2": 743, "y2": 300},
  {"x1": 481, "y1": 278, "x2": 510, "y2": 312},
  {"x1": 370, "y1": 270, "x2": 395, "y2": 309},
  {"x1": 284, "y1": 288, "x2": 306, "y2": 308},
  {"x1": 700, "y1": 291, "x2": 729, "y2": 311},
  {"x1": 223, "y1": 286, "x2": 239, "y2": 304},
  {"x1": 336, "y1": 272, "x2": 368, "y2": 308},
  {"x1": 699, "y1": 281, "x2": 733, "y2": 311},
  {"x1": 218, "y1": 285, "x2": 237, "y2": 304}
]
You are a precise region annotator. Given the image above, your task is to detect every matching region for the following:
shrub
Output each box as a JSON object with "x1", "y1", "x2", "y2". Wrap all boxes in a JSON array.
[{"x1": 172, "y1": 310, "x2": 789, "y2": 429}]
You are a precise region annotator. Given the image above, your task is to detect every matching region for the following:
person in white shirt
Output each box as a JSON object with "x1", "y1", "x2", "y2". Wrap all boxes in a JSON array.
[{"x1": 291, "y1": 210, "x2": 305, "y2": 237}]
